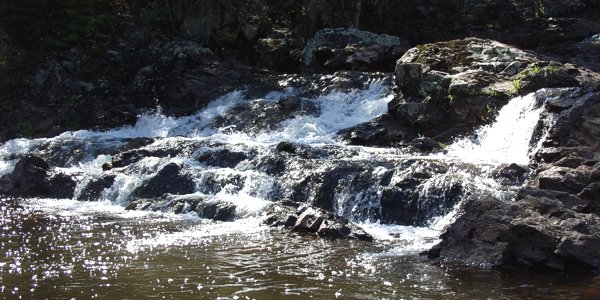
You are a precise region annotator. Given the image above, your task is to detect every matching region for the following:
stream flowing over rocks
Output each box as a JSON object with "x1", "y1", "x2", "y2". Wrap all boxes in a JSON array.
[
  {"x1": 2, "y1": 1, "x2": 600, "y2": 297},
  {"x1": 3, "y1": 42, "x2": 599, "y2": 273}
]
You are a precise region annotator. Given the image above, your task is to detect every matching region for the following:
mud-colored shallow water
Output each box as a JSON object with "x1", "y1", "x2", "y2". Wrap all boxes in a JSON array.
[{"x1": 2, "y1": 198, "x2": 599, "y2": 300}]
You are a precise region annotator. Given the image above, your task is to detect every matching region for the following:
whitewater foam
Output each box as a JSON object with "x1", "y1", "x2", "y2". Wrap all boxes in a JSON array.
[{"x1": 444, "y1": 92, "x2": 543, "y2": 165}]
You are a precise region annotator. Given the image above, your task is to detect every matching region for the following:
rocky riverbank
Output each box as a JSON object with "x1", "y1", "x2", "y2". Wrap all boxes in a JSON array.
[{"x1": 1, "y1": 0, "x2": 600, "y2": 273}]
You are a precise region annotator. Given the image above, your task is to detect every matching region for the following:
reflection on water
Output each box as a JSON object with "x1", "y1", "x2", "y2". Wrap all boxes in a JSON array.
[{"x1": 2, "y1": 198, "x2": 599, "y2": 299}]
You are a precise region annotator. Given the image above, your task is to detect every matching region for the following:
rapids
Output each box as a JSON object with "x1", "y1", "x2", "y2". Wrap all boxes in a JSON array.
[{"x1": 1, "y1": 80, "x2": 597, "y2": 298}]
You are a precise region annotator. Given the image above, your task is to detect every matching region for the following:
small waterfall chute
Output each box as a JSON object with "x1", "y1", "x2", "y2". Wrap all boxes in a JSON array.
[{"x1": 443, "y1": 92, "x2": 544, "y2": 165}]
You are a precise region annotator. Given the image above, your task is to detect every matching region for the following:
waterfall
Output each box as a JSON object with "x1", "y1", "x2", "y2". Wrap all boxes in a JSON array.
[
  {"x1": 443, "y1": 92, "x2": 543, "y2": 165},
  {"x1": 0, "y1": 82, "x2": 550, "y2": 256}
]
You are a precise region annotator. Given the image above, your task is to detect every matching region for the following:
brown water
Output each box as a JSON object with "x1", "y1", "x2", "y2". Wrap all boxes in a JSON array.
[{"x1": 1, "y1": 198, "x2": 599, "y2": 300}]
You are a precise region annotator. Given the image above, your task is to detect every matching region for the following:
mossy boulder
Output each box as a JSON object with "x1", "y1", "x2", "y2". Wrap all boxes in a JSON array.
[{"x1": 342, "y1": 38, "x2": 588, "y2": 147}]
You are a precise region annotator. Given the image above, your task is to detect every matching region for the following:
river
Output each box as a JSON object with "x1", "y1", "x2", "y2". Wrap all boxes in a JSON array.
[{"x1": 1, "y1": 79, "x2": 599, "y2": 299}]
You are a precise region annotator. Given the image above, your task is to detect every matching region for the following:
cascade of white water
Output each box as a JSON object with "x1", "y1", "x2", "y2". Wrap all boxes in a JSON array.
[
  {"x1": 0, "y1": 82, "x2": 550, "y2": 256},
  {"x1": 443, "y1": 92, "x2": 543, "y2": 165}
]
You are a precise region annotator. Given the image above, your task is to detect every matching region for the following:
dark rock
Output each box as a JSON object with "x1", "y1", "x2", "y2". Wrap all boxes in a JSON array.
[
  {"x1": 555, "y1": 236, "x2": 600, "y2": 270},
  {"x1": 430, "y1": 88, "x2": 600, "y2": 273},
  {"x1": 125, "y1": 198, "x2": 154, "y2": 211},
  {"x1": 76, "y1": 175, "x2": 116, "y2": 201},
  {"x1": 0, "y1": 156, "x2": 49, "y2": 195},
  {"x1": 493, "y1": 163, "x2": 530, "y2": 186},
  {"x1": 394, "y1": 62, "x2": 424, "y2": 98},
  {"x1": 0, "y1": 156, "x2": 50, "y2": 197},
  {"x1": 210, "y1": 95, "x2": 318, "y2": 134},
  {"x1": 545, "y1": 94, "x2": 577, "y2": 112},
  {"x1": 275, "y1": 141, "x2": 296, "y2": 154},
  {"x1": 409, "y1": 137, "x2": 443, "y2": 153},
  {"x1": 271, "y1": 205, "x2": 374, "y2": 242},
  {"x1": 0, "y1": 156, "x2": 77, "y2": 199},
  {"x1": 126, "y1": 195, "x2": 203, "y2": 215},
  {"x1": 341, "y1": 122, "x2": 388, "y2": 146},
  {"x1": 379, "y1": 160, "x2": 465, "y2": 226},
  {"x1": 196, "y1": 148, "x2": 249, "y2": 168},
  {"x1": 387, "y1": 97, "x2": 424, "y2": 125},
  {"x1": 195, "y1": 201, "x2": 237, "y2": 222},
  {"x1": 125, "y1": 195, "x2": 235, "y2": 222},
  {"x1": 47, "y1": 173, "x2": 77, "y2": 199},
  {"x1": 262, "y1": 202, "x2": 373, "y2": 241},
  {"x1": 130, "y1": 163, "x2": 195, "y2": 199},
  {"x1": 293, "y1": 208, "x2": 326, "y2": 232},
  {"x1": 301, "y1": 28, "x2": 409, "y2": 72}
]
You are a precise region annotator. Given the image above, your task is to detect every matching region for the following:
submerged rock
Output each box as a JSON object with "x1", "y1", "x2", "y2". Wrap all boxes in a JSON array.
[{"x1": 126, "y1": 195, "x2": 238, "y2": 221}]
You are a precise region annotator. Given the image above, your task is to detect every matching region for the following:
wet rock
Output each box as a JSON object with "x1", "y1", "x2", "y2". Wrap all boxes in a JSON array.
[
  {"x1": 125, "y1": 198, "x2": 154, "y2": 211},
  {"x1": 125, "y1": 195, "x2": 236, "y2": 221},
  {"x1": 261, "y1": 202, "x2": 298, "y2": 227},
  {"x1": 341, "y1": 122, "x2": 388, "y2": 146},
  {"x1": 76, "y1": 175, "x2": 116, "y2": 201},
  {"x1": 264, "y1": 204, "x2": 373, "y2": 242},
  {"x1": 210, "y1": 95, "x2": 318, "y2": 134},
  {"x1": 545, "y1": 95, "x2": 577, "y2": 112},
  {"x1": 0, "y1": 156, "x2": 50, "y2": 197},
  {"x1": 126, "y1": 195, "x2": 200, "y2": 214},
  {"x1": 111, "y1": 149, "x2": 153, "y2": 168},
  {"x1": 293, "y1": 207, "x2": 326, "y2": 232},
  {"x1": 0, "y1": 156, "x2": 77, "y2": 199},
  {"x1": 196, "y1": 148, "x2": 249, "y2": 168},
  {"x1": 275, "y1": 141, "x2": 296, "y2": 154},
  {"x1": 387, "y1": 98, "x2": 424, "y2": 125},
  {"x1": 430, "y1": 89, "x2": 600, "y2": 273},
  {"x1": 301, "y1": 28, "x2": 409, "y2": 72},
  {"x1": 394, "y1": 62, "x2": 425, "y2": 98},
  {"x1": 47, "y1": 173, "x2": 77, "y2": 199},
  {"x1": 195, "y1": 201, "x2": 237, "y2": 222},
  {"x1": 130, "y1": 163, "x2": 195, "y2": 199},
  {"x1": 409, "y1": 137, "x2": 443, "y2": 153},
  {"x1": 493, "y1": 163, "x2": 530, "y2": 186}
]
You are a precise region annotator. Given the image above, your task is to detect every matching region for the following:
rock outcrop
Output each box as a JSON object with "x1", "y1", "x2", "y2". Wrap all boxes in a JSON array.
[
  {"x1": 341, "y1": 38, "x2": 588, "y2": 147},
  {"x1": 301, "y1": 28, "x2": 409, "y2": 72},
  {"x1": 427, "y1": 88, "x2": 600, "y2": 273}
]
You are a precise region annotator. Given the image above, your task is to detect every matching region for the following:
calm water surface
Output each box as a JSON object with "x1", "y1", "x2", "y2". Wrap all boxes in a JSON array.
[{"x1": 1, "y1": 198, "x2": 599, "y2": 300}]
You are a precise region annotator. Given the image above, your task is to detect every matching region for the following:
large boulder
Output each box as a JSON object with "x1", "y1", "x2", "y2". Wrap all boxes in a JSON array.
[
  {"x1": 0, "y1": 156, "x2": 76, "y2": 199},
  {"x1": 130, "y1": 163, "x2": 195, "y2": 199},
  {"x1": 342, "y1": 38, "x2": 589, "y2": 147},
  {"x1": 301, "y1": 28, "x2": 409, "y2": 72}
]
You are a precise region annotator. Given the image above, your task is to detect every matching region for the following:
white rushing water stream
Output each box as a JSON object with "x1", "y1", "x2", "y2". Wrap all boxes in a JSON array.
[
  {"x1": 0, "y1": 82, "x2": 562, "y2": 299},
  {"x1": 0, "y1": 83, "x2": 545, "y2": 249},
  {"x1": 444, "y1": 92, "x2": 544, "y2": 164}
]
